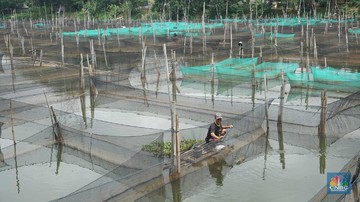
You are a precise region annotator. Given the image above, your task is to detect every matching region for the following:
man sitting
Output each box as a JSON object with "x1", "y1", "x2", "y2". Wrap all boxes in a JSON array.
[{"x1": 205, "y1": 113, "x2": 233, "y2": 143}]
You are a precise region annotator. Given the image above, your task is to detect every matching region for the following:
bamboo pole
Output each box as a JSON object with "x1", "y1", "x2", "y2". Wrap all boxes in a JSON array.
[
  {"x1": 170, "y1": 50, "x2": 179, "y2": 102},
  {"x1": 80, "y1": 53, "x2": 85, "y2": 90},
  {"x1": 300, "y1": 41, "x2": 304, "y2": 72},
  {"x1": 183, "y1": 36, "x2": 187, "y2": 55},
  {"x1": 306, "y1": 51, "x2": 310, "y2": 73},
  {"x1": 346, "y1": 28, "x2": 349, "y2": 53},
  {"x1": 306, "y1": 20, "x2": 309, "y2": 48},
  {"x1": 223, "y1": 23, "x2": 227, "y2": 48},
  {"x1": 230, "y1": 24, "x2": 233, "y2": 58},
  {"x1": 211, "y1": 53, "x2": 215, "y2": 107},
  {"x1": 117, "y1": 25, "x2": 121, "y2": 49},
  {"x1": 102, "y1": 37, "x2": 108, "y2": 68},
  {"x1": 75, "y1": 33, "x2": 79, "y2": 49},
  {"x1": 39, "y1": 49, "x2": 43, "y2": 66},
  {"x1": 190, "y1": 36, "x2": 193, "y2": 55},
  {"x1": 264, "y1": 75, "x2": 269, "y2": 130},
  {"x1": 43, "y1": 91, "x2": 54, "y2": 134},
  {"x1": 319, "y1": 91, "x2": 327, "y2": 136},
  {"x1": 141, "y1": 45, "x2": 149, "y2": 106},
  {"x1": 175, "y1": 114, "x2": 181, "y2": 175},
  {"x1": 98, "y1": 27, "x2": 101, "y2": 46},
  {"x1": 163, "y1": 44, "x2": 179, "y2": 176},
  {"x1": 324, "y1": 57, "x2": 327, "y2": 67},
  {"x1": 277, "y1": 71, "x2": 285, "y2": 125},
  {"x1": 251, "y1": 31, "x2": 256, "y2": 86},
  {"x1": 202, "y1": 2, "x2": 206, "y2": 55},
  {"x1": 61, "y1": 31, "x2": 64, "y2": 67},
  {"x1": 50, "y1": 106, "x2": 63, "y2": 143},
  {"x1": 86, "y1": 54, "x2": 91, "y2": 72},
  {"x1": 90, "y1": 40, "x2": 96, "y2": 69},
  {"x1": 274, "y1": 20, "x2": 278, "y2": 47},
  {"x1": 13, "y1": 137, "x2": 20, "y2": 194},
  {"x1": 318, "y1": 133, "x2": 326, "y2": 174},
  {"x1": 313, "y1": 33, "x2": 318, "y2": 65},
  {"x1": 20, "y1": 37, "x2": 25, "y2": 55},
  {"x1": 10, "y1": 99, "x2": 16, "y2": 144},
  {"x1": 9, "y1": 37, "x2": 14, "y2": 72},
  {"x1": 338, "y1": 15, "x2": 341, "y2": 45}
]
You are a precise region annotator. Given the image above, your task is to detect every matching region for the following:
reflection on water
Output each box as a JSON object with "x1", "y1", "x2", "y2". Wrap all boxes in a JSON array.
[
  {"x1": 171, "y1": 176, "x2": 182, "y2": 202},
  {"x1": 209, "y1": 160, "x2": 226, "y2": 186},
  {"x1": 55, "y1": 142, "x2": 64, "y2": 175},
  {"x1": 0, "y1": 162, "x2": 102, "y2": 202},
  {"x1": 13, "y1": 142, "x2": 20, "y2": 194},
  {"x1": 318, "y1": 135, "x2": 326, "y2": 174},
  {"x1": 277, "y1": 123, "x2": 285, "y2": 169}
]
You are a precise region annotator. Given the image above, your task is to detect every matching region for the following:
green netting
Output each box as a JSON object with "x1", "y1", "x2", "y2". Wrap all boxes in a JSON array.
[
  {"x1": 286, "y1": 71, "x2": 311, "y2": 85},
  {"x1": 180, "y1": 64, "x2": 213, "y2": 77},
  {"x1": 181, "y1": 58, "x2": 299, "y2": 80},
  {"x1": 286, "y1": 67, "x2": 360, "y2": 93},
  {"x1": 209, "y1": 17, "x2": 354, "y2": 28},
  {"x1": 209, "y1": 18, "x2": 252, "y2": 23},
  {"x1": 349, "y1": 28, "x2": 360, "y2": 34},
  {"x1": 63, "y1": 22, "x2": 223, "y2": 38},
  {"x1": 262, "y1": 18, "x2": 320, "y2": 27},
  {"x1": 171, "y1": 31, "x2": 212, "y2": 37},
  {"x1": 255, "y1": 32, "x2": 270, "y2": 38},
  {"x1": 269, "y1": 32, "x2": 296, "y2": 39},
  {"x1": 33, "y1": 23, "x2": 48, "y2": 28},
  {"x1": 255, "y1": 62, "x2": 298, "y2": 71},
  {"x1": 215, "y1": 57, "x2": 258, "y2": 69},
  {"x1": 311, "y1": 66, "x2": 360, "y2": 83}
]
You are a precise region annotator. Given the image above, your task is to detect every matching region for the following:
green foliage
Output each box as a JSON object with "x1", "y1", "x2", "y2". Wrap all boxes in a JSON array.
[
  {"x1": 3, "y1": 0, "x2": 359, "y2": 21},
  {"x1": 15, "y1": 6, "x2": 41, "y2": 20},
  {"x1": 142, "y1": 139, "x2": 204, "y2": 157},
  {"x1": 0, "y1": 0, "x2": 26, "y2": 15}
]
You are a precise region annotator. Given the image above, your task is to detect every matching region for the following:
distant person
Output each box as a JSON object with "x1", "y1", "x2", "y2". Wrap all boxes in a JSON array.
[{"x1": 205, "y1": 113, "x2": 233, "y2": 143}]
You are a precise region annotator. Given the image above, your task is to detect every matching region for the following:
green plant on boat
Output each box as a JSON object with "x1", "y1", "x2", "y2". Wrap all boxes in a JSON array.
[{"x1": 142, "y1": 139, "x2": 203, "y2": 158}]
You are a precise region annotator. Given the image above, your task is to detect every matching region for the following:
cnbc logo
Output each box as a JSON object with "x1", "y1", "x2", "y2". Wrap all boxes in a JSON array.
[{"x1": 327, "y1": 172, "x2": 351, "y2": 194}]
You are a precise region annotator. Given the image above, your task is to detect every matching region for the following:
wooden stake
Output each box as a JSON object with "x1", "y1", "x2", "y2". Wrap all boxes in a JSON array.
[
  {"x1": 313, "y1": 33, "x2": 318, "y2": 65},
  {"x1": 252, "y1": 31, "x2": 256, "y2": 86},
  {"x1": 10, "y1": 99, "x2": 16, "y2": 144},
  {"x1": 300, "y1": 41, "x2": 304, "y2": 72},
  {"x1": 319, "y1": 91, "x2": 327, "y2": 136},
  {"x1": 102, "y1": 37, "x2": 108, "y2": 68},
  {"x1": 277, "y1": 71, "x2": 285, "y2": 125},
  {"x1": 190, "y1": 36, "x2": 193, "y2": 55},
  {"x1": 20, "y1": 37, "x2": 25, "y2": 55},
  {"x1": 202, "y1": 2, "x2": 206, "y2": 55},
  {"x1": 175, "y1": 114, "x2": 181, "y2": 175},
  {"x1": 324, "y1": 57, "x2": 327, "y2": 67},
  {"x1": 230, "y1": 24, "x2": 233, "y2": 57},
  {"x1": 164, "y1": 44, "x2": 179, "y2": 176},
  {"x1": 50, "y1": 106, "x2": 63, "y2": 143},
  {"x1": 43, "y1": 91, "x2": 54, "y2": 133},
  {"x1": 61, "y1": 32, "x2": 64, "y2": 66},
  {"x1": 39, "y1": 49, "x2": 43, "y2": 66},
  {"x1": 80, "y1": 53, "x2": 85, "y2": 90}
]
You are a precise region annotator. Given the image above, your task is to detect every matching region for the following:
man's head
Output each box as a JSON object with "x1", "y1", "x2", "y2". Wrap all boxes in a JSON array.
[{"x1": 215, "y1": 112, "x2": 222, "y2": 123}]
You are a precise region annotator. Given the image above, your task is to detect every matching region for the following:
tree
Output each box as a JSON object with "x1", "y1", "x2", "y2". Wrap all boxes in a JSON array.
[{"x1": 0, "y1": 0, "x2": 26, "y2": 14}]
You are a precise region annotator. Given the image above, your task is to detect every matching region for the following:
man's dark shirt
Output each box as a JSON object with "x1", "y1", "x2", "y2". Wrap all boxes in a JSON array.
[{"x1": 205, "y1": 122, "x2": 222, "y2": 143}]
